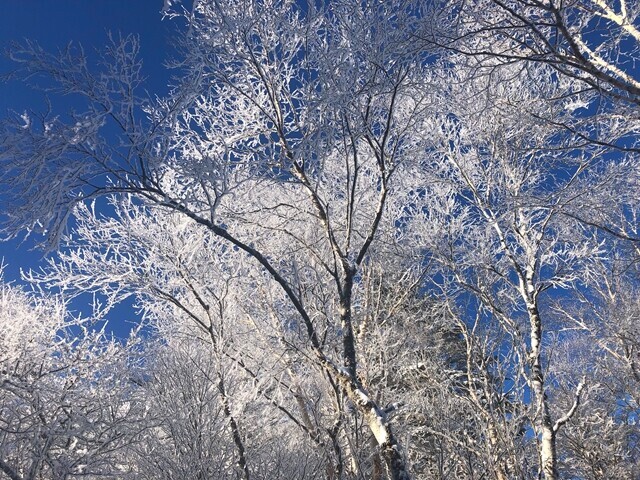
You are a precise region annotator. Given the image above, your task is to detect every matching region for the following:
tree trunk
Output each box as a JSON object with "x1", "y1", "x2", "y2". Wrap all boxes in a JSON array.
[
  {"x1": 337, "y1": 374, "x2": 410, "y2": 480},
  {"x1": 526, "y1": 299, "x2": 557, "y2": 480},
  {"x1": 371, "y1": 434, "x2": 384, "y2": 480},
  {"x1": 217, "y1": 376, "x2": 251, "y2": 480}
]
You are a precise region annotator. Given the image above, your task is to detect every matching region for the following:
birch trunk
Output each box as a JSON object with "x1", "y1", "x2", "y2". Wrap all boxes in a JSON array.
[
  {"x1": 524, "y1": 288, "x2": 557, "y2": 480},
  {"x1": 335, "y1": 373, "x2": 410, "y2": 480}
]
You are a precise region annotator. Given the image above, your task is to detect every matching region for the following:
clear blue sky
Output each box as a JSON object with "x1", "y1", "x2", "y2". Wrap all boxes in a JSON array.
[{"x1": 0, "y1": 1, "x2": 177, "y2": 330}]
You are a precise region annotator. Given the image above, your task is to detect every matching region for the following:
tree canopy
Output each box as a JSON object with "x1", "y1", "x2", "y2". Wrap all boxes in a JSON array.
[{"x1": 0, "y1": 1, "x2": 638, "y2": 479}]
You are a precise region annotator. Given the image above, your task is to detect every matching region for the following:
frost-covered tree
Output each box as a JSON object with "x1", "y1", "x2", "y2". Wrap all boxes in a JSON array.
[
  {"x1": 407, "y1": 52, "x2": 639, "y2": 479},
  {"x1": 440, "y1": 0, "x2": 640, "y2": 107},
  {"x1": 0, "y1": 277, "x2": 143, "y2": 480},
  {"x1": 549, "y1": 243, "x2": 640, "y2": 479},
  {"x1": 0, "y1": 1, "x2": 435, "y2": 477},
  {"x1": 1, "y1": 1, "x2": 639, "y2": 479},
  {"x1": 128, "y1": 335, "x2": 325, "y2": 480}
]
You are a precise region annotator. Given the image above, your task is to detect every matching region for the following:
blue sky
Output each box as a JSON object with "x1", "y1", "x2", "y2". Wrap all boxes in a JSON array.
[{"x1": 0, "y1": 1, "x2": 176, "y2": 330}]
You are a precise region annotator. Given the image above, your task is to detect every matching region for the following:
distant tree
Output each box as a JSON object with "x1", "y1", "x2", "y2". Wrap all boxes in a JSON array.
[{"x1": 0, "y1": 277, "x2": 142, "y2": 479}]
